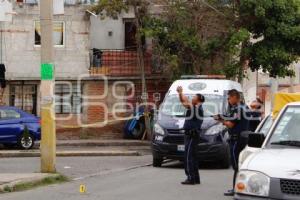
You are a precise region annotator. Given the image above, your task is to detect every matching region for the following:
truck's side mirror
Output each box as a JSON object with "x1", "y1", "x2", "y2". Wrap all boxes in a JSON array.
[{"x1": 248, "y1": 132, "x2": 265, "y2": 148}]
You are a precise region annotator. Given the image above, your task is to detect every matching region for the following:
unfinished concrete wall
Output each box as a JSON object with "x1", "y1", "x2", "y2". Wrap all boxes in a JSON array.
[
  {"x1": 90, "y1": 10, "x2": 135, "y2": 50},
  {"x1": 1, "y1": 4, "x2": 90, "y2": 80}
]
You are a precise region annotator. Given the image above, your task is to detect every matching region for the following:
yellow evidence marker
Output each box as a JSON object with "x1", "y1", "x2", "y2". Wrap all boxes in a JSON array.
[{"x1": 80, "y1": 184, "x2": 86, "y2": 194}]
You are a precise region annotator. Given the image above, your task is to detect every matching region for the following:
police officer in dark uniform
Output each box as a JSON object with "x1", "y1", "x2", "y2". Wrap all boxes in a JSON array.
[
  {"x1": 177, "y1": 86, "x2": 205, "y2": 185},
  {"x1": 248, "y1": 98, "x2": 263, "y2": 132},
  {"x1": 215, "y1": 89, "x2": 249, "y2": 196}
]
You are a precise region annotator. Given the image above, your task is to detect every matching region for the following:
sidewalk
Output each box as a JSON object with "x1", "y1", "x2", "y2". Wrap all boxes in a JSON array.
[
  {"x1": 55, "y1": 139, "x2": 151, "y2": 147},
  {"x1": 0, "y1": 173, "x2": 62, "y2": 193},
  {"x1": 0, "y1": 139, "x2": 151, "y2": 158},
  {"x1": 0, "y1": 150, "x2": 140, "y2": 158}
]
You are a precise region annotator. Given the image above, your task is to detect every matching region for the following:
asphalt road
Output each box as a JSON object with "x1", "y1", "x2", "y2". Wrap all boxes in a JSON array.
[
  {"x1": 0, "y1": 156, "x2": 234, "y2": 200},
  {"x1": 0, "y1": 156, "x2": 152, "y2": 179}
]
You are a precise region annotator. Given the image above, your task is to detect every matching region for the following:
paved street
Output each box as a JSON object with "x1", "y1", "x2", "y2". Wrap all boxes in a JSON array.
[
  {"x1": 0, "y1": 156, "x2": 233, "y2": 200},
  {"x1": 0, "y1": 156, "x2": 152, "y2": 179}
]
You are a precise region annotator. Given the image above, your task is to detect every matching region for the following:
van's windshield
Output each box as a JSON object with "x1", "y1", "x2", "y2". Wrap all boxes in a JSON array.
[
  {"x1": 267, "y1": 106, "x2": 300, "y2": 148},
  {"x1": 160, "y1": 94, "x2": 224, "y2": 117}
]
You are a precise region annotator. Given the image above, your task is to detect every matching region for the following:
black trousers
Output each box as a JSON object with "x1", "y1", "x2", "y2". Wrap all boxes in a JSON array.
[
  {"x1": 184, "y1": 134, "x2": 200, "y2": 182},
  {"x1": 229, "y1": 139, "x2": 244, "y2": 188}
]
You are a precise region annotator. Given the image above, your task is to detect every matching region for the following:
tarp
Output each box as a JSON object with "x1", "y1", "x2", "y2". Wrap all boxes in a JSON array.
[{"x1": 273, "y1": 93, "x2": 300, "y2": 119}]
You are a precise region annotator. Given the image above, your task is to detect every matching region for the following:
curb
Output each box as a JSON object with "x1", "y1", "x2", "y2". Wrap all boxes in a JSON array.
[
  {"x1": 0, "y1": 174, "x2": 61, "y2": 193},
  {"x1": 55, "y1": 141, "x2": 151, "y2": 147},
  {"x1": 0, "y1": 150, "x2": 140, "y2": 158}
]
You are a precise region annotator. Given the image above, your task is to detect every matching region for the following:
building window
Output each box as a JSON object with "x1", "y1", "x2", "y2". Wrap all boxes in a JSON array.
[
  {"x1": 34, "y1": 21, "x2": 65, "y2": 47},
  {"x1": 125, "y1": 21, "x2": 137, "y2": 50},
  {"x1": 9, "y1": 84, "x2": 38, "y2": 115},
  {"x1": 55, "y1": 83, "x2": 82, "y2": 114},
  {"x1": 124, "y1": 20, "x2": 145, "y2": 50}
]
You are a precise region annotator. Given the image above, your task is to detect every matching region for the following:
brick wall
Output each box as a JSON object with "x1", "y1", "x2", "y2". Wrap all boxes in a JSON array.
[{"x1": 56, "y1": 79, "x2": 171, "y2": 139}]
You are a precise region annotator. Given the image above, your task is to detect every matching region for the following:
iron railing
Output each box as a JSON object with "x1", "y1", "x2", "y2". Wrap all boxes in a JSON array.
[{"x1": 89, "y1": 49, "x2": 163, "y2": 77}]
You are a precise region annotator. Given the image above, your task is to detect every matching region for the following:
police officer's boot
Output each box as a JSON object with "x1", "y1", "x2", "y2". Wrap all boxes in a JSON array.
[{"x1": 181, "y1": 179, "x2": 195, "y2": 185}]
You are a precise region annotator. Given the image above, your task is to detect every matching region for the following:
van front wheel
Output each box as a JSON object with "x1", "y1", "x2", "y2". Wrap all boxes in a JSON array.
[{"x1": 153, "y1": 157, "x2": 163, "y2": 167}]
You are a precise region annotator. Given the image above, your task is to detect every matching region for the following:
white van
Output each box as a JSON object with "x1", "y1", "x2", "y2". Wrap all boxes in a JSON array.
[
  {"x1": 152, "y1": 75, "x2": 243, "y2": 167},
  {"x1": 235, "y1": 102, "x2": 300, "y2": 200}
]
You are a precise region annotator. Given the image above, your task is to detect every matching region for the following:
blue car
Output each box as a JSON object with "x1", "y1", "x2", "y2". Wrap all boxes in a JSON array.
[{"x1": 0, "y1": 106, "x2": 41, "y2": 149}]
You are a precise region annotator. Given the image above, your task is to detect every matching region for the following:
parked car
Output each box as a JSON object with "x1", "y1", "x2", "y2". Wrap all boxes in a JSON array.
[
  {"x1": 238, "y1": 115, "x2": 273, "y2": 167},
  {"x1": 239, "y1": 92, "x2": 300, "y2": 168},
  {"x1": 235, "y1": 102, "x2": 300, "y2": 200},
  {"x1": 0, "y1": 106, "x2": 41, "y2": 149},
  {"x1": 152, "y1": 75, "x2": 243, "y2": 168}
]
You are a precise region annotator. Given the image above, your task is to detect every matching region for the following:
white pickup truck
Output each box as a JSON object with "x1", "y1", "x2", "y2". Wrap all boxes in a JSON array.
[{"x1": 235, "y1": 102, "x2": 300, "y2": 200}]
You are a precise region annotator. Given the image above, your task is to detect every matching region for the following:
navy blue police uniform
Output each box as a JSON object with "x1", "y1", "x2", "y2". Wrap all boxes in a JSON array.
[
  {"x1": 248, "y1": 110, "x2": 262, "y2": 132},
  {"x1": 226, "y1": 103, "x2": 249, "y2": 187},
  {"x1": 183, "y1": 105, "x2": 204, "y2": 183}
]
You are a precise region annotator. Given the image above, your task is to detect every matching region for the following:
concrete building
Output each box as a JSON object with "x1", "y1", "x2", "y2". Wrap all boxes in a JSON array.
[
  {"x1": 243, "y1": 65, "x2": 300, "y2": 115},
  {"x1": 0, "y1": 1, "x2": 168, "y2": 139}
]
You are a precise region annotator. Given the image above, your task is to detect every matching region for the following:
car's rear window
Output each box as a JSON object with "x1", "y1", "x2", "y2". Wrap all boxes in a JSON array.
[{"x1": 0, "y1": 109, "x2": 21, "y2": 119}]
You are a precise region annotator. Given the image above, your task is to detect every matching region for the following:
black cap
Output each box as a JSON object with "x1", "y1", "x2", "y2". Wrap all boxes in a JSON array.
[{"x1": 196, "y1": 94, "x2": 205, "y2": 103}]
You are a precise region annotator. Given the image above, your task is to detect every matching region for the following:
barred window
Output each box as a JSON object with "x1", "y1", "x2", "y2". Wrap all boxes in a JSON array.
[{"x1": 55, "y1": 84, "x2": 82, "y2": 114}]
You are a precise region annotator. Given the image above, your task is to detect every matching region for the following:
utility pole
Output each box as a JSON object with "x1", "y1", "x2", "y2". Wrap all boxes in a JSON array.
[{"x1": 40, "y1": 0, "x2": 56, "y2": 173}]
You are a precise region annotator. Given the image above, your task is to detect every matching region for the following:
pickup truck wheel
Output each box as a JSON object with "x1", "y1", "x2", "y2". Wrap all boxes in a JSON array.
[
  {"x1": 153, "y1": 157, "x2": 163, "y2": 167},
  {"x1": 18, "y1": 134, "x2": 35, "y2": 150}
]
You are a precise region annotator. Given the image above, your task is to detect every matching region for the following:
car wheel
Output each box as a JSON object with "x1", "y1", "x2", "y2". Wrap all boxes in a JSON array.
[
  {"x1": 18, "y1": 134, "x2": 35, "y2": 150},
  {"x1": 153, "y1": 157, "x2": 163, "y2": 167}
]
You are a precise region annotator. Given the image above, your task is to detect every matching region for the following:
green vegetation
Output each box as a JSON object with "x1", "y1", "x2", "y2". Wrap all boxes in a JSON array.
[
  {"x1": 0, "y1": 175, "x2": 68, "y2": 193},
  {"x1": 238, "y1": 0, "x2": 300, "y2": 78},
  {"x1": 91, "y1": 0, "x2": 300, "y2": 80}
]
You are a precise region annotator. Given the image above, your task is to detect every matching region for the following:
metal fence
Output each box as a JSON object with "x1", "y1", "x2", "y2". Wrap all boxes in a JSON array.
[{"x1": 89, "y1": 49, "x2": 163, "y2": 77}]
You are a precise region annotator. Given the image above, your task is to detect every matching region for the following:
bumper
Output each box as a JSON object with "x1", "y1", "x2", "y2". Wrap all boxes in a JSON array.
[
  {"x1": 32, "y1": 131, "x2": 41, "y2": 141},
  {"x1": 235, "y1": 194, "x2": 273, "y2": 200},
  {"x1": 35, "y1": 134, "x2": 41, "y2": 141},
  {"x1": 152, "y1": 141, "x2": 228, "y2": 161}
]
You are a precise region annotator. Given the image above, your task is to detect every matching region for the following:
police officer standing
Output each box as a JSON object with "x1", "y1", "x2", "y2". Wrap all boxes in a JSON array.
[
  {"x1": 248, "y1": 98, "x2": 264, "y2": 132},
  {"x1": 215, "y1": 89, "x2": 249, "y2": 196},
  {"x1": 177, "y1": 86, "x2": 205, "y2": 185}
]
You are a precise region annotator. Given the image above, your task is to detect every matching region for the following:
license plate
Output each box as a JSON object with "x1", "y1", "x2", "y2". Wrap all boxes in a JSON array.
[
  {"x1": 155, "y1": 136, "x2": 163, "y2": 142},
  {"x1": 177, "y1": 145, "x2": 185, "y2": 152}
]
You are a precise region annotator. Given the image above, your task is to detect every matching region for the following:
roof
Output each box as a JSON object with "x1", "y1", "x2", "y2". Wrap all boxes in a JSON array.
[
  {"x1": 0, "y1": 106, "x2": 20, "y2": 110},
  {"x1": 168, "y1": 79, "x2": 242, "y2": 95},
  {"x1": 286, "y1": 102, "x2": 300, "y2": 106}
]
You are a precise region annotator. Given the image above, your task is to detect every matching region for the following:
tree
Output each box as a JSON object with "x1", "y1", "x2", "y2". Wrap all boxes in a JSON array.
[
  {"x1": 146, "y1": 0, "x2": 300, "y2": 80},
  {"x1": 143, "y1": 0, "x2": 249, "y2": 80},
  {"x1": 236, "y1": 0, "x2": 300, "y2": 78},
  {"x1": 91, "y1": 0, "x2": 153, "y2": 139}
]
